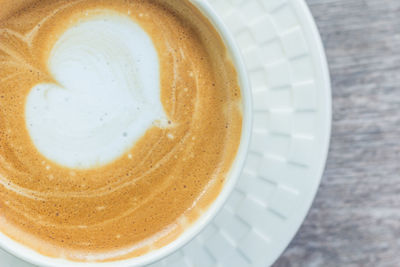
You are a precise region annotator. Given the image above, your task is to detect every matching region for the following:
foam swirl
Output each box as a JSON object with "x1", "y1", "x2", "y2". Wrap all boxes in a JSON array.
[{"x1": 26, "y1": 13, "x2": 167, "y2": 168}]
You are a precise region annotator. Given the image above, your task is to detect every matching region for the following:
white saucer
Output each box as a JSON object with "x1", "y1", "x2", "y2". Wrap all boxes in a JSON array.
[{"x1": 0, "y1": 0, "x2": 331, "y2": 266}]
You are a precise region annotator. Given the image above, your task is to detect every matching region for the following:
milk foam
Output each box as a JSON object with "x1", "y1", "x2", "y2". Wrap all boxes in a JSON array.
[{"x1": 26, "y1": 13, "x2": 167, "y2": 169}]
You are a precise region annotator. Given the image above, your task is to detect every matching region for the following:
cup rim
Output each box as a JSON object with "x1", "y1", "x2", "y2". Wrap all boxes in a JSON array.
[{"x1": 0, "y1": 1, "x2": 253, "y2": 266}]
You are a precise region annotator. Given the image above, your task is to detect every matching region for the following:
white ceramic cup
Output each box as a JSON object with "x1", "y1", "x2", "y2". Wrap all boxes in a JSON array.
[{"x1": 0, "y1": 0, "x2": 252, "y2": 266}]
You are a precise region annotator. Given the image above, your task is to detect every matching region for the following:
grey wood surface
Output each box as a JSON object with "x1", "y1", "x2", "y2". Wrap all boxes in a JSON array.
[{"x1": 274, "y1": 0, "x2": 400, "y2": 266}]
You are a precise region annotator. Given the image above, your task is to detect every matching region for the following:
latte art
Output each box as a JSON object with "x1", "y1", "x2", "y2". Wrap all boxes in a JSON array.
[
  {"x1": 0, "y1": 0, "x2": 242, "y2": 262},
  {"x1": 26, "y1": 13, "x2": 167, "y2": 168}
]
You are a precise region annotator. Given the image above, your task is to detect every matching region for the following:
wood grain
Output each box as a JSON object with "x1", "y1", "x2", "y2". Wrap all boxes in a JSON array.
[{"x1": 274, "y1": 0, "x2": 400, "y2": 266}]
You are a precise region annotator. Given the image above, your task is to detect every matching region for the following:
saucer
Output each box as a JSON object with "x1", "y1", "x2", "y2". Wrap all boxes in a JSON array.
[{"x1": 0, "y1": 0, "x2": 331, "y2": 266}]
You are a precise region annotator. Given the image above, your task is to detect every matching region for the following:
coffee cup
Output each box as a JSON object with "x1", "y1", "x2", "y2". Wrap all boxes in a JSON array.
[{"x1": 0, "y1": 0, "x2": 252, "y2": 266}]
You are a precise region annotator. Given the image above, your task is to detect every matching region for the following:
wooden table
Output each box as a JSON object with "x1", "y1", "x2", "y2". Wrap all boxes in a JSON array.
[{"x1": 274, "y1": 0, "x2": 400, "y2": 266}]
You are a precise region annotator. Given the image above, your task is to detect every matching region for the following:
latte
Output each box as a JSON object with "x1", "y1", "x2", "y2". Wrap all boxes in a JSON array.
[{"x1": 0, "y1": 0, "x2": 242, "y2": 262}]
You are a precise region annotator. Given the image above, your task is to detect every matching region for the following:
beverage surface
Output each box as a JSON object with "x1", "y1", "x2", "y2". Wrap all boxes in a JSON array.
[{"x1": 0, "y1": 0, "x2": 242, "y2": 261}]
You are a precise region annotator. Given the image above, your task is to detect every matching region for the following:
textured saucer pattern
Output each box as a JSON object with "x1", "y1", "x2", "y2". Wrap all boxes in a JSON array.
[{"x1": 0, "y1": 0, "x2": 330, "y2": 266}]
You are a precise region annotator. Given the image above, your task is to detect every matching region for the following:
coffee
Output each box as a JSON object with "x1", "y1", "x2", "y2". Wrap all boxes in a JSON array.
[{"x1": 0, "y1": 0, "x2": 242, "y2": 262}]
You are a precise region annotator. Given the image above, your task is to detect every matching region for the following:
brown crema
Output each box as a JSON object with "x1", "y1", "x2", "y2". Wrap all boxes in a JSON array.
[{"x1": 0, "y1": 0, "x2": 242, "y2": 262}]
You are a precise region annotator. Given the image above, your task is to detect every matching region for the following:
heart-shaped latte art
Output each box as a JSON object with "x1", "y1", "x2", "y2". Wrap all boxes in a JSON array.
[{"x1": 26, "y1": 14, "x2": 168, "y2": 169}]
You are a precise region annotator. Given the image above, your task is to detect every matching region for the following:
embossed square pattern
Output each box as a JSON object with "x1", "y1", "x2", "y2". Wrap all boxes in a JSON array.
[{"x1": 0, "y1": 0, "x2": 330, "y2": 266}]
